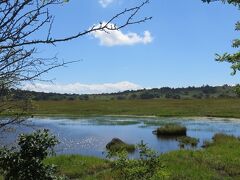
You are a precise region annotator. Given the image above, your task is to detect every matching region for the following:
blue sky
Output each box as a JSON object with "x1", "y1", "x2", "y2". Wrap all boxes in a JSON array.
[{"x1": 24, "y1": 0, "x2": 240, "y2": 94}]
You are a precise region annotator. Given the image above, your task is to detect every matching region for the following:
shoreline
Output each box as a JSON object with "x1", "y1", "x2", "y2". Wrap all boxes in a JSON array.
[{"x1": 30, "y1": 113, "x2": 240, "y2": 121}]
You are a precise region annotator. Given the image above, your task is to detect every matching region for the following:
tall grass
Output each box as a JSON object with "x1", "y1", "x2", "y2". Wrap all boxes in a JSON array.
[{"x1": 155, "y1": 124, "x2": 187, "y2": 136}]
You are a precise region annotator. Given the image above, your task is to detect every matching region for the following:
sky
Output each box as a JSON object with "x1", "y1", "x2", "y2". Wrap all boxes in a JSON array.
[{"x1": 23, "y1": 0, "x2": 240, "y2": 94}]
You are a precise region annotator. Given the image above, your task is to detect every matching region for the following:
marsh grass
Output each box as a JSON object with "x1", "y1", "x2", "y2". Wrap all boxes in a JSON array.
[
  {"x1": 32, "y1": 99, "x2": 240, "y2": 118},
  {"x1": 177, "y1": 136, "x2": 199, "y2": 147},
  {"x1": 42, "y1": 134, "x2": 240, "y2": 179},
  {"x1": 155, "y1": 124, "x2": 187, "y2": 136},
  {"x1": 106, "y1": 138, "x2": 135, "y2": 153},
  {"x1": 160, "y1": 134, "x2": 240, "y2": 179}
]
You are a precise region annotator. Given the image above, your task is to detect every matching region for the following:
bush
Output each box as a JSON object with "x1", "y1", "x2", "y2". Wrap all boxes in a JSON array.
[
  {"x1": 154, "y1": 124, "x2": 187, "y2": 136},
  {"x1": 116, "y1": 96, "x2": 125, "y2": 100},
  {"x1": 79, "y1": 95, "x2": 89, "y2": 100},
  {"x1": 0, "y1": 129, "x2": 64, "y2": 180},
  {"x1": 139, "y1": 92, "x2": 155, "y2": 99},
  {"x1": 107, "y1": 141, "x2": 169, "y2": 180}
]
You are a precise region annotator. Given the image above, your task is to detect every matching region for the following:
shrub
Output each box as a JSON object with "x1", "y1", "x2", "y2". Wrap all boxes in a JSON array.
[
  {"x1": 139, "y1": 92, "x2": 155, "y2": 99},
  {"x1": 107, "y1": 141, "x2": 169, "y2": 180},
  {"x1": 0, "y1": 129, "x2": 64, "y2": 180},
  {"x1": 116, "y1": 96, "x2": 125, "y2": 100}
]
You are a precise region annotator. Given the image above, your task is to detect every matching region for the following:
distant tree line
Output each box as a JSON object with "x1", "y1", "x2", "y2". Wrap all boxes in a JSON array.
[{"x1": 9, "y1": 84, "x2": 239, "y2": 101}]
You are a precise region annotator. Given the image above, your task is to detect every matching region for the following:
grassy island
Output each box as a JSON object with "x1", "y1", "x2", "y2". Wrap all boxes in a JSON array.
[{"x1": 154, "y1": 124, "x2": 187, "y2": 136}]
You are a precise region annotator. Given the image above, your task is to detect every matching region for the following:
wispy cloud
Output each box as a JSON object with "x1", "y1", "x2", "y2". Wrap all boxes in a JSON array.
[
  {"x1": 98, "y1": 0, "x2": 117, "y2": 8},
  {"x1": 91, "y1": 22, "x2": 153, "y2": 46},
  {"x1": 22, "y1": 81, "x2": 142, "y2": 94}
]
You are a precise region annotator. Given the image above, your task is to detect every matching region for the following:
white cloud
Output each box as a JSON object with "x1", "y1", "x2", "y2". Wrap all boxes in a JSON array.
[
  {"x1": 99, "y1": 0, "x2": 117, "y2": 8},
  {"x1": 22, "y1": 81, "x2": 142, "y2": 94},
  {"x1": 91, "y1": 22, "x2": 153, "y2": 46}
]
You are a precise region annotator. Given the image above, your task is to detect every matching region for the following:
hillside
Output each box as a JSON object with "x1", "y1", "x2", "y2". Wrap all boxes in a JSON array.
[{"x1": 11, "y1": 84, "x2": 239, "y2": 101}]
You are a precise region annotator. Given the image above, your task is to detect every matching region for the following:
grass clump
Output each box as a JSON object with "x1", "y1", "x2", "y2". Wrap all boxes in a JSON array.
[
  {"x1": 154, "y1": 124, "x2": 187, "y2": 136},
  {"x1": 177, "y1": 136, "x2": 199, "y2": 147},
  {"x1": 106, "y1": 138, "x2": 135, "y2": 153}
]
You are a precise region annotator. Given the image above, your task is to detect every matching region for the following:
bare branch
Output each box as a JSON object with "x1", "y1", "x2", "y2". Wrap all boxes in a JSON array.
[{"x1": 0, "y1": 0, "x2": 151, "y2": 129}]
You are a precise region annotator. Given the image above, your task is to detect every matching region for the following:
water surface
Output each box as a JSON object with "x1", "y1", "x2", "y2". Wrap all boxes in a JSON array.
[{"x1": 1, "y1": 116, "x2": 240, "y2": 158}]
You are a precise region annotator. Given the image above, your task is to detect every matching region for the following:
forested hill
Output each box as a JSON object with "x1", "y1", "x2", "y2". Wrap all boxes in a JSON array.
[{"x1": 10, "y1": 85, "x2": 239, "y2": 101}]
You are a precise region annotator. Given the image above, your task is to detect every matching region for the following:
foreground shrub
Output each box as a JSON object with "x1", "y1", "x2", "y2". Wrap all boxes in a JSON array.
[
  {"x1": 107, "y1": 141, "x2": 169, "y2": 180},
  {"x1": 106, "y1": 138, "x2": 135, "y2": 153},
  {"x1": 154, "y1": 124, "x2": 187, "y2": 136},
  {"x1": 0, "y1": 129, "x2": 64, "y2": 180}
]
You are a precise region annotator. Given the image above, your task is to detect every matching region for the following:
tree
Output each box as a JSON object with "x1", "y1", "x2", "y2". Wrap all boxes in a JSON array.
[
  {"x1": 139, "y1": 91, "x2": 155, "y2": 99},
  {"x1": 203, "y1": 0, "x2": 240, "y2": 75},
  {"x1": 0, "y1": 0, "x2": 151, "y2": 129}
]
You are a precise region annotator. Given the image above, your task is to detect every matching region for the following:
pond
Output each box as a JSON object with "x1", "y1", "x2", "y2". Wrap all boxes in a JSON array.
[{"x1": 1, "y1": 116, "x2": 240, "y2": 158}]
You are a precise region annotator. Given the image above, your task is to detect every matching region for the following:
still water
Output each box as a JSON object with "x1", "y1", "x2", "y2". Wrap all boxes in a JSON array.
[{"x1": 1, "y1": 116, "x2": 240, "y2": 158}]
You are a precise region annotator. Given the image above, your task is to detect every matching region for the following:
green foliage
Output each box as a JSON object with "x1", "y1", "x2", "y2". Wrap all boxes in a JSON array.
[
  {"x1": 203, "y1": 0, "x2": 240, "y2": 7},
  {"x1": 235, "y1": 84, "x2": 240, "y2": 96},
  {"x1": 107, "y1": 141, "x2": 169, "y2": 180},
  {"x1": 139, "y1": 91, "x2": 155, "y2": 99},
  {"x1": 9, "y1": 85, "x2": 239, "y2": 102},
  {"x1": 215, "y1": 52, "x2": 240, "y2": 75},
  {"x1": 0, "y1": 129, "x2": 63, "y2": 180},
  {"x1": 203, "y1": 0, "x2": 240, "y2": 75}
]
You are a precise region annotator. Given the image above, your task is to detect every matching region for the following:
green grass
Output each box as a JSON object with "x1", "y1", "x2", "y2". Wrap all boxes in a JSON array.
[
  {"x1": 155, "y1": 124, "x2": 187, "y2": 136},
  {"x1": 177, "y1": 136, "x2": 199, "y2": 147},
  {"x1": 42, "y1": 134, "x2": 240, "y2": 179},
  {"x1": 44, "y1": 155, "x2": 111, "y2": 179},
  {"x1": 160, "y1": 134, "x2": 240, "y2": 179},
  {"x1": 33, "y1": 99, "x2": 240, "y2": 118}
]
